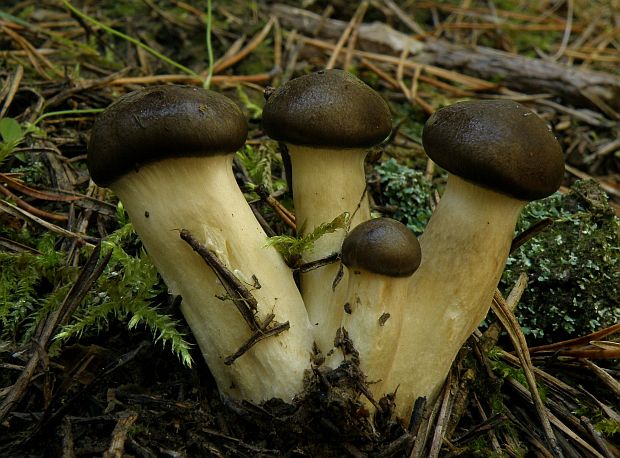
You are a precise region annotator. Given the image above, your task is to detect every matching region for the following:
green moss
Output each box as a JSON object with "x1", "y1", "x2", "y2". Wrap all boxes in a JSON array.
[{"x1": 504, "y1": 179, "x2": 620, "y2": 341}]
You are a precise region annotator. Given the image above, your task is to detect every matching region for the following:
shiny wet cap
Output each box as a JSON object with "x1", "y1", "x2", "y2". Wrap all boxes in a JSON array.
[
  {"x1": 422, "y1": 99, "x2": 564, "y2": 201},
  {"x1": 262, "y1": 69, "x2": 392, "y2": 148},
  {"x1": 88, "y1": 85, "x2": 247, "y2": 186},
  {"x1": 342, "y1": 218, "x2": 421, "y2": 277}
]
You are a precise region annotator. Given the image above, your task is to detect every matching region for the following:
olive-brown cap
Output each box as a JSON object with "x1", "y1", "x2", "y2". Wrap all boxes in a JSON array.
[
  {"x1": 422, "y1": 99, "x2": 564, "y2": 201},
  {"x1": 262, "y1": 69, "x2": 392, "y2": 148},
  {"x1": 87, "y1": 85, "x2": 248, "y2": 187},
  {"x1": 342, "y1": 218, "x2": 421, "y2": 277}
]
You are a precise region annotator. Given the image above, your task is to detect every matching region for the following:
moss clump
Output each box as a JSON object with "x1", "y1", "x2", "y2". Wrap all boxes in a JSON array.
[{"x1": 504, "y1": 179, "x2": 620, "y2": 341}]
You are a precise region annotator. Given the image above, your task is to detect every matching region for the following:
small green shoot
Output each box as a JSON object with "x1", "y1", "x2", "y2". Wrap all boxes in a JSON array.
[
  {"x1": 267, "y1": 212, "x2": 350, "y2": 265},
  {"x1": 236, "y1": 86, "x2": 263, "y2": 119},
  {"x1": 32, "y1": 108, "x2": 104, "y2": 127},
  {"x1": 62, "y1": 0, "x2": 201, "y2": 80},
  {"x1": 204, "y1": 0, "x2": 214, "y2": 89},
  {"x1": 0, "y1": 117, "x2": 25, "y2": 163}
]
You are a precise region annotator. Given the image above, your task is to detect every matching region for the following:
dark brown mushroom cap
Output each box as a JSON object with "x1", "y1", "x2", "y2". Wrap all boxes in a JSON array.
[
  {"x1": 87, "y1": 85, "x2": 248, "y2": 187},
  {"x1": 422, "y1": 100, "x2": 564, "y2": 201},
  {"x1": 342, "y1": 218, "x2": 421, "y2": 277},
  {"x1": 262, "y1": 69, "x2": 392, "y2": 148}
]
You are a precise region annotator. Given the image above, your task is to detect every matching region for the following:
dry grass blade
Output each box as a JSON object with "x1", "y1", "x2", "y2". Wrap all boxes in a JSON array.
[
  {"x1": 325, "y1": 1, "x2": 368, "y2": 69},
  {"x1": 0, "y1": 185, "x2": 68, "y2": 222},
  {"x1": 212, "y1": 16, "x2": 276, "y2": 74},
  {"x1": 382, "y1": 0, "x2": 426, "y2": 35},
  {"x1": 0, "y1": 200, "x2": 98, "y2": 244},
  {"x1": 299, "y1": 35, "x2": 496, "y2": 91},
  {"x1": 428, "y1": 371, "x2": 455, "y2": 458},
  {"x1": 581, "y1": 359, "x2": 620, "y2": 399},
  {"x1": 1, "y1": 25, "x2": 62, "y2": 79},
  {"x1": 108, "y1": 73, "x2": 273, "y2": 86},
  {"x1": 491, "y1": 290, "x2": 562, "y2": 456},
  {"x1": 409, "y1": 395, "x2": 442, "y2": 458},
  {"x1": 528, "y1": 323, "x2": 620, "y2": 354},
  {"x1": 506, "y1": 378, "x2": 606, "y2": 458},
  {"x1": 0, "y1": 174, "x2": 81, "y2": 202},
  {"x1": 0, "y1": 64, "x2": 23, "y2": 118}
]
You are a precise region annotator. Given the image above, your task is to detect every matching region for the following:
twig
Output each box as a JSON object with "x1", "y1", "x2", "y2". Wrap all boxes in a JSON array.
[
  {"x1": 179, "y1": 229, "x2": 260, "y2": 330},
  {"x1": 255, "y1": 185, "x2": 296, "y2": 230},
  {"x1": 179, "y1": 230, "x2": 292, "y2": 366},
  {"x1": 224, "y1": 316, "x2": 290, "y2": 365},
  {"x1": 298, "y1": 252, "x2": 341, "y2": 273},
  {"x1": 510, "y1": 217, "x2": 554, "y2": 253}
]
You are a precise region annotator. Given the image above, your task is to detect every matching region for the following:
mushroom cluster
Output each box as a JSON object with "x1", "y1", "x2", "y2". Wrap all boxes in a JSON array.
[{"x1": 87, "y1": 72, "x2": 564, "y2": 425}]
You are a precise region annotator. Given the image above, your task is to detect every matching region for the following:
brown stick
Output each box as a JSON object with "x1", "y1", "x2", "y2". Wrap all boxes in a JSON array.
[
  {"x1": 179, "y1": 229, "x2": 260, "y2": 330},
  {"x1": 179, "y1": 229, "x2": 292, "y2": 365}
]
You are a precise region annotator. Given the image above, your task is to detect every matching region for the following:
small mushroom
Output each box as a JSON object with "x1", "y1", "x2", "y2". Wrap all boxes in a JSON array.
[
  {"x1": 262, "y1": 69, "x2": 392, "y2": 355},
  {"x1": 389, "y1": 99, "x2": 565, "y2": 419},
  {"x1": 88, "y1": 85, "x2": 312, "y2": 402},
  {"x1": 338, "y1": 218, "x2": 421, "y2": 399}
]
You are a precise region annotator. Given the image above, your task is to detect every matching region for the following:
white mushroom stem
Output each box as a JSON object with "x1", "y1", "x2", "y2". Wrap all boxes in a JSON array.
[
  {"x1": 388, "y1": 174, "x2": 525, "y2": 419},
  {"x1": 111, "y1": 155, "x2": 313, "y2": 402},
  {"x1": 338, "y1": 270, "x2": 410, "y2": 399},
  {"x1": 287, "y1": 145, "x2": 371, "y2": 355}
]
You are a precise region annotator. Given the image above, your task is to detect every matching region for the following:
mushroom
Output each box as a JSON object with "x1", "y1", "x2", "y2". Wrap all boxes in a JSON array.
[
  {"x1": 262, "y1": 69, "x2": 392, "y2": 356},
  {"x1": 88, "y1": 85, "x2": 313, "y2": 402},
  {"x1": 388, "y1": 99, "x2": 565, "y2": 419},
  {"x1": 338, "y1": 218, "x2": 421, "y2": 400}
]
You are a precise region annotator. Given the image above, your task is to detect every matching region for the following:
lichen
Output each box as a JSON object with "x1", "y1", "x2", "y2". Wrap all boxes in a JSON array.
[{"x1": 504, "y1": 179, "x2": 620, "y2": 341}]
